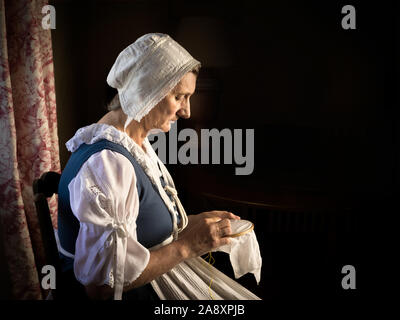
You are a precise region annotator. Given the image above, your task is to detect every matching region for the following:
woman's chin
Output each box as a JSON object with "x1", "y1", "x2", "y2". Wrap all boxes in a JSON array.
[
  {"x1": 159, "y1": 125, "x2": 169, "y2": 133},
  {"x1": 164, "y1": 121, "x2": 175, "y2": 132}
]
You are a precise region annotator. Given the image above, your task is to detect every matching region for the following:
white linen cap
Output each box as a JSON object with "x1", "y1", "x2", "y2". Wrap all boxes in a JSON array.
[{"x1": 106, "y1": 33, "x2": 201, "y2": 130}]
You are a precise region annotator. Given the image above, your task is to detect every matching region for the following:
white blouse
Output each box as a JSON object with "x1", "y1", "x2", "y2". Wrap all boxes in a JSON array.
[{"x1": 63, "y1": 123, "x2": 186, "y2": 299}]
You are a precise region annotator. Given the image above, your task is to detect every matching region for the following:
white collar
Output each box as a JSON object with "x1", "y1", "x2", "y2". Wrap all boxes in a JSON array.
[
  {"x1": 66, "y1": 123, "x2": 147, "y2": 156},
  {"x1": 66, "y1": 123, "x2": 161, "y2": 176}
]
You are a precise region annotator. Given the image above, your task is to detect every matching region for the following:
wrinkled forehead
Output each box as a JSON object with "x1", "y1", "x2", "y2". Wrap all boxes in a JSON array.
[{"x1": 173, "y1": 72, "x2": 197, "y2": 95}]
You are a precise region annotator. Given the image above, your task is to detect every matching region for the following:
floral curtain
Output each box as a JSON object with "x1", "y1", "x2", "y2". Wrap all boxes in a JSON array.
[{"x1": 0, "y1": 0, "x2": 60, "y2": 299}]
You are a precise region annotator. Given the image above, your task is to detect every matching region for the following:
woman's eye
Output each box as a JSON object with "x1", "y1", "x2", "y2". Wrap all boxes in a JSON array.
[{"x1": 175, "y1": 95, "x2": 182, "y2": 101}]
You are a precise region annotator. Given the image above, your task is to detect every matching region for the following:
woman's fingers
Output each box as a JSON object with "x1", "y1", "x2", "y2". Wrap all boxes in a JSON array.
[
  {"x1": 204, "y1": 217, "x2": 231, "y2": 233},
  {"x1": 218, "y1": 236, "x2": 231, "y2": 246},
  {"x1": 215, "y1": 211, "x2": 241, "y2": 220},
  {"x1": 209, "y1": 219, "x2": 232, "y2": 247},
  {"x1": 217, "y1": 218, "x2": 232, "y2": 237},
  {"x1": 180, "y1": 212, "x2": 237, "y2": 256},
  {"x1": 203, "y1": 210, "x2": 241, "y2": 220}
]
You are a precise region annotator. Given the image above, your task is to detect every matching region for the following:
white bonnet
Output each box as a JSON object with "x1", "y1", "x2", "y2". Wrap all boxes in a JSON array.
[{"x1": 106, "y1": 33, "x2": 201, "y2": 130}]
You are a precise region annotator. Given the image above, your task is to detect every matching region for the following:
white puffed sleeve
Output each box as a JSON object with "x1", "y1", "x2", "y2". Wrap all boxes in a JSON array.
[{"x1": 68, "y1": 149, "x2": 150, "y2": 299}]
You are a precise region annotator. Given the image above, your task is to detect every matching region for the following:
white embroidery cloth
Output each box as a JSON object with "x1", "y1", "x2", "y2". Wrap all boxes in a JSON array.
[
  {"x1": 64, "y1": 123, "x2": 261, "y2": 300},
  {"x1": 214, "y1": 219, "x2": 262, "y2": 284},
  {"x1": 106, "y1": 33, "x2": 201, "y2": 129}
]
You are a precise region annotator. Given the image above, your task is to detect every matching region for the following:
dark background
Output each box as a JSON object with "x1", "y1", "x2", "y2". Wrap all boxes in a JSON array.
[{"x1": 50, "y1": 0, "x2": 397, "y2": 303}]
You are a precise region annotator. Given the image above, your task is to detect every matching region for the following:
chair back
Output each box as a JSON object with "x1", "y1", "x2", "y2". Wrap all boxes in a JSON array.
[{"x1": 33, "y1": 171, "x2": 61, "y2": 299}]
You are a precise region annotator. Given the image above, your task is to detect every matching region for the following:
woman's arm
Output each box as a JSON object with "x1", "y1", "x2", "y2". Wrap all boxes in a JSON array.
[
  {"x1": 85, "y1": 210, "x2": 239, "y2": 299},
  {"x1": 85, "y1": 239, "x2": 187, "y2": 299}
]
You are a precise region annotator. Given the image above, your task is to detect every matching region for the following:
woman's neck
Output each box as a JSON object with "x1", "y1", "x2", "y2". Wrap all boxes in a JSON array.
[{"x1": 97, "y1": 108, "x2": 148, "y2": 152}]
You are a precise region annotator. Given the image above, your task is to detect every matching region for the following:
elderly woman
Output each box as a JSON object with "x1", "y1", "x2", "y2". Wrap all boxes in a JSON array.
[{"x1": 57, "y1": 33, "x2": 260, "y2": 300}]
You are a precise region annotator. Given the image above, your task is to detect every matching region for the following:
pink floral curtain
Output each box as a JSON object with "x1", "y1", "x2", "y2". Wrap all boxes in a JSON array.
[{"x1": 0, "y1": 0, "x2": 60, "y2": 299}]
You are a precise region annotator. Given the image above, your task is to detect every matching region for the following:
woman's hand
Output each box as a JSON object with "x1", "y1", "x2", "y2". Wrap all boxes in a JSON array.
[{"x1": 177, "y1": 210, "x2": 241, "y2": 259}]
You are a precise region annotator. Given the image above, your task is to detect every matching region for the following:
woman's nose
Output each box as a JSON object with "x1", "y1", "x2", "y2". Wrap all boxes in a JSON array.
[{"x1": 178, "y1": 101, "x2": 191, "y2": 119}]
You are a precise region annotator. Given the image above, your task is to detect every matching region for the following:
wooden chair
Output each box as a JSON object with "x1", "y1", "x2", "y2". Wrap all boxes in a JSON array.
[{"x1": 32, "y1": 171, "x2": 61, "y2": 299}]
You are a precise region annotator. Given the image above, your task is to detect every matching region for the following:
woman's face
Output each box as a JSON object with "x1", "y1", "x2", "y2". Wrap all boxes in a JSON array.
[{"x1": 143, "y1": 72, "x2": 197, "y2": 132}]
